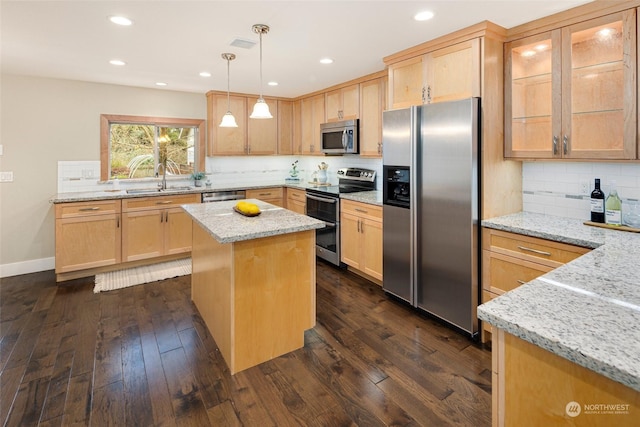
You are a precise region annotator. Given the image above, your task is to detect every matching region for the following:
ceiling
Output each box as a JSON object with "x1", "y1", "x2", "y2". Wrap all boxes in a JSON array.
[{"x1": 1, "y1": 0, "x2": 594, "y2": 98}]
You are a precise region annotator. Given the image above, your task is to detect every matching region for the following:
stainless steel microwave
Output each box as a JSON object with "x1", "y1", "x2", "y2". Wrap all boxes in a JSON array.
[{"x1": 320, "y1": 119, "x2": 358, "y2": 154}]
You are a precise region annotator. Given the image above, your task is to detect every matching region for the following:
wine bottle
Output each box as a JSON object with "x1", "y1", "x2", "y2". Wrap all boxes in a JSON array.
[
  {"x1": 590, "y1": 178, "x2": 605, "y2": 223},
  {"x1": 605, "y1": 181, "x2": 622, "y2": 226}
]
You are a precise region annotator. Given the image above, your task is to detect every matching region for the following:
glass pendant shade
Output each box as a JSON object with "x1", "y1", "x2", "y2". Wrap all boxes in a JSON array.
[
  {"x1": 251, "y1": 24, "x2": 273, "y2": 120},
  {"x1": 250, "y1": 97, "x2": 272, "y2": 119},
  {"x1": 219, "y1": 111, "x2": 238, "y2": 127},
  {"x1": 219, "y1": 52, "x2": 238, "y2": 128}
]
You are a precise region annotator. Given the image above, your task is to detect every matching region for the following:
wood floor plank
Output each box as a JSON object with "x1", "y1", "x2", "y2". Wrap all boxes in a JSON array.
[
  {"x1": 22, "y1": 320, "x2": 64, "y2": 383},
  {"x1": 140, "y1": 332, "x2": 176, "y2": 427},
  {"x1": 39, "y1": 334, "x2": 76, "y2": 423},
  {"x1": 3, "y1": 310, "x2": 47, "y2": 372},
  {"x1": 147, "y1": 286, "x2": 182, "y2": 354},
  {"x1": 0, "y1": 365, "x2": 26, "y2": 426},
  {"x1": 93, "y1": 316, "x2": 123, "y2": 389},
  {"x1": 206, "y1": 400, "x2": 242, "y2": 427},
  {"x1": 61, "y1": 372, "x2": 92, "y2": 426},
  {"x1": 91, "y1": 381, "x2": 125, "y2": 426},
  {"x1": 122, "y1": 324, "x2": 154, "y2": 427},
  {"x1": 4, "y1": 376, "x2": 50, "y2": 427}
]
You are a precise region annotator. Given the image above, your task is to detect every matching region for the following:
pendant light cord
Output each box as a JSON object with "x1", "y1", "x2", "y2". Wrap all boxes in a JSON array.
[
  {"x1": 258, "y1": 30, "x2": 264, "y2": 99},
  {"x1": 226, "y1": 57, "x2": 231, "y2": 111}
]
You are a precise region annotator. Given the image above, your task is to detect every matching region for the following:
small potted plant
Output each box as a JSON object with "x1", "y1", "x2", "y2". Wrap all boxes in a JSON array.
[{"x1": 191, "y1": 171, "x2": 206, "y2": 187}]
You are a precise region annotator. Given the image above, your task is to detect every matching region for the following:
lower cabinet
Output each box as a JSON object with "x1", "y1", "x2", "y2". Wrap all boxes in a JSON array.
[
  {"x1": 55, "y1": 200, "x2": 122, "y2": 274},
  {"x1": 481, "y1": 227, "x2": 590, "y2": 343},
  {"x1": 246, "y1": 187, "x2": 284, "y2": 207},
  {"x1": 285, "y1": 188, "x2": 306, "y2": 214},
  {"x1": 122, "y1": 194, "x2": 199, "y2": 262},
  {"x1": 340, "y1": 200, "x2": 383, "y2": 281}
]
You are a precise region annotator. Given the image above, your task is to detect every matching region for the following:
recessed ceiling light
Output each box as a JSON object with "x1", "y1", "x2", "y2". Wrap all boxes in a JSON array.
[
  {"x1": 268, "y1": 81, "x2": 278, "y2": 86},
  {"x1": 199, "y1": 72, "x2": 211, "y2": 77},
  {"x1": 109, "y1": 59, "x2": 126, "y2": 66},
  {"x1": 320, "y1": 58, "x2": 333, "y2": 65},
  {"x1": 109, "y1": 16, "x2": 133, "y2": 26},
  {"x1": 535, "y1": 44, "x2": 548, "y2": 51},
  {"x1": 155, "y1": 82, "x2": 167, "y2": 86},
  {"x1": 414, "y1": 11, "x2": 434, "y2": 21},
  {"x1": 521, "y1": 50, "x2": 536, "y2": 57},
  {"x1": 597, "y1": 28, "x2": 614, "y2": 37}
]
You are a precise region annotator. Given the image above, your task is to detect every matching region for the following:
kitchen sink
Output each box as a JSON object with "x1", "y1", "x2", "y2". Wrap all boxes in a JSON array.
[{"x1": 126, "y1": 186, "x2": 194, "y2": 195}]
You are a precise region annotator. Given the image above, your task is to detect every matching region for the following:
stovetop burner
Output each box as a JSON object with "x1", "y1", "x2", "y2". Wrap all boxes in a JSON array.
[{"x1": 306, "y1": 167, "x2": 376, "y2": 196}]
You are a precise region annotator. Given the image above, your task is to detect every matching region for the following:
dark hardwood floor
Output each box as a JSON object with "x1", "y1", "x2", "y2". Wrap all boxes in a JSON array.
[{"x1": 0, "y1": 261, "x2": 491, "y2": 426}]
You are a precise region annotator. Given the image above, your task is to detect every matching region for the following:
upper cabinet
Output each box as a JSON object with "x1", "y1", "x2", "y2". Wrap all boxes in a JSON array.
[
  {"x1": 208, "y1": 93, "x2": 247, "y2": 155},
  {"x1": 325, "y1": 84, "x2": 359, "y2": 122},
  {"x1": 277, "y1": 100, "x2": 294, "y2": 155},
  {"x1": 387, "y1": 39, "x2": 481, "y2": 109},
  {"x1": 299, "y1": 93, "x2": 325, "y2": 155},
  {"x1": 359, "y1": 77, "x2": 386, "y2": 157},
  {"x1": 505, "y1": 10, "x2": 637, "y2": 160},
  {"x1": 247, "y1": 96, "x2": 278, "y2": 155}
]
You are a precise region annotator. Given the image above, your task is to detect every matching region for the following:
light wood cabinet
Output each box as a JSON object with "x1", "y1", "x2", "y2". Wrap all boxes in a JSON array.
[
  {"x1": 423, "y1": 39, "x2": 481, "y2": 104},
  {"x1": 387, "y1": 39, "x2": 480, "y2": 108},
  {"x1": 208, "y1": 93, "x2": 248, "y2": 155},
  {"x1": 388, "y1": 56, "x2": 424, "y2": 109},
  {"x1": 300, "y1": 94, "x2": 325, "y2": 154},
  {"x1": 359, "y1": 77, "x2": 386, "y2": 157},
  {"x1": 122, "y1": 194, "x2": 199, "y2": 262},
  {"x1": 285, "y1": 188, "x2": 306, "y2": 215},
  {"x1": 505, "y1": 10, "x2": 637, "y2": 159},
  {"x1": 55, "y1": 200, "x2": 122, "y2": 274},
  {"x1": 481, "y1": 227, "x2": 590, "y2": 342},
  {"x1": 325, "y1": 84, "x2": 359, "y2": 122},
  {"x1": 340, "y1": 200, "x2": 383, "y2": 282},
  {"x1": 247, "y1": 96, "x2": 278, "y2": 155},
  {"x1": 493, "y1": 329, "x2": 640, "y2": 427},
  {"x1": 246, "y1": 187, "x2": 284, "y2": 207},
  {"x1": 277, "y1": 100, "x2": 294, "y2": 154}
]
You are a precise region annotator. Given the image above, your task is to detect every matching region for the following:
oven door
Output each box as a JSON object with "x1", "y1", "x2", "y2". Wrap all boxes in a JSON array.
[{"x1": 305, "y1": 192, "x2": 338, "y2": 223}]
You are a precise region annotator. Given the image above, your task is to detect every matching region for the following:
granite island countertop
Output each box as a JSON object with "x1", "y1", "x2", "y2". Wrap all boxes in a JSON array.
[
  {"x1": 182, "y1": 199, "x2": 325, "y2": 244},
  {"x1": 478, "y1": 211, "x2": 640, "y2": 392}
]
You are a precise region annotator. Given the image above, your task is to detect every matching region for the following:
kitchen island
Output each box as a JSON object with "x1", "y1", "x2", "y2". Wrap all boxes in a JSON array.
[
  {"x1": 478, "y1": 212, "x2": 640, "y2": 426},
  {"x1": 182, "y1": 199, "x2": 324, "y2": 374}
]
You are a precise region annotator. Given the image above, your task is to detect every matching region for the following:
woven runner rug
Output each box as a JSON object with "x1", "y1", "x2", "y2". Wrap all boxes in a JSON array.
[{"x1": 94, "y1": 258, "x2": 191, "y2": 293}]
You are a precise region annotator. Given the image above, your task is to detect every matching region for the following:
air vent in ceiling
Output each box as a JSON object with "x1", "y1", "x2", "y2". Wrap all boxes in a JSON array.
[{"x1": 229, "y1": 37, "x2": 256, "y2": 49}]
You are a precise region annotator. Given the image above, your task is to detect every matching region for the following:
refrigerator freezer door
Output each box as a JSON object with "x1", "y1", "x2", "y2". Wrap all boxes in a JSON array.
[
  {"x1": 382, "y1": 107, "x2": 418, "y2": 167},
  {"x1": 418, "y1": 98, "x2": 479, "y2": 335},
  {"x1": 382, "y1": 204, "x2": 413, "y2": 303}
]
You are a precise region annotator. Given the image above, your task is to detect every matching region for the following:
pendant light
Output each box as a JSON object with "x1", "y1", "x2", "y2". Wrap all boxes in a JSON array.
[
  {"x1": 250, "y1": 24, "x2": 273, "y2": 119},
  {"x1": 219, "y1": 53, "x2": 238, "y2": 128}
]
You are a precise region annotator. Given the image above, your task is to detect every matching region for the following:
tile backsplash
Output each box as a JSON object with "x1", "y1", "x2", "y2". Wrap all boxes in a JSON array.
[
  {"x1": 58, "y1": 160, "x2": 101, "y2": 192},
  {"x1": 522, "y1": 162, "x2": 640, "y2": 220}
]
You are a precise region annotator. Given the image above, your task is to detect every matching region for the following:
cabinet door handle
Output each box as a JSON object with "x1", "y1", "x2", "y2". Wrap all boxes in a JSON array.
[
  {"x1": 156, "y1": 201, "x2": 172, "y2": 205},
  {"x1": 116, "y1": 215, "x2": 120, "y2": 228},
  {"x1": 517, "y1": 280, "x2": 526, "y2": 285},
  {"x1": 517, "y1": 246, "x2": 551, "y2": 256},
  {"x1": 563, "y1": 135, "x2": 569, "y2": 155},
  {"x1": 160, "y1": 212, "x2": 164, "y2": 223},
  {"x1": 426, "y1": 85, "x2": 432, "y2": 104},
  {"x1": 355, "y1": 208, "x2": 368, "y2": 213},
  {"x1": 421, "y1": 86, "x2": 426, "y2": 104},
  {"x1": 552, "y1": 136, "x2": 558, "y2": 155},
  {"x1": 165, "y1": 211, "x2": 169, "y2": 222},
  {"x1": 79, "y1": 207, "x2": 100, "y2": 211},
  {"x1": 377, "y1": 142, "x2": 382, "y2": 154}
]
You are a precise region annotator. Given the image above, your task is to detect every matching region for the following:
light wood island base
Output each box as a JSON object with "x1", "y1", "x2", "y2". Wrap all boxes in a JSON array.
[
  {"x1": 493, "y1": 329, "x2": 640, "y2": 427},
  {"x1": 191, "y1": 223, "x2": 316, "y2": 374}
]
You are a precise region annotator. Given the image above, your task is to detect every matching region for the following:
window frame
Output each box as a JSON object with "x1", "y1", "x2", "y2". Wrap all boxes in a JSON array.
[{"x1": 100, "y1": 114, "x2": 206, "y2": 181}]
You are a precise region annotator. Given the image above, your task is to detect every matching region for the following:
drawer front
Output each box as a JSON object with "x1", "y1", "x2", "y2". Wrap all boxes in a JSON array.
[
  {"x1": 56, "y1": 200, "x2": 121, "y2": 218},
  {"x1": 287, "y1": 188, "x2": 306, "y2": 201},
  {"x1": 246, "y1": 187, "x2": 284, "y2": 199},
  {"x1": 341, "y1": 199, "x2": 382, "y2": 221},
  {"x1": 123, "y1": 194, "x2": 199, "y2": 212},
  {"x1": 483, "y1": 250, "x2": 552, "y2": 294},
  {"x1": 483, "y1": 228, "x2": 589, "y2": 268}
]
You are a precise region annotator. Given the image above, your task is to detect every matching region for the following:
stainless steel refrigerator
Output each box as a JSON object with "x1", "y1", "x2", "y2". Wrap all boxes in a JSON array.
[{"x1": 382, "y1": 98, "x2": 479, "y2": 336}]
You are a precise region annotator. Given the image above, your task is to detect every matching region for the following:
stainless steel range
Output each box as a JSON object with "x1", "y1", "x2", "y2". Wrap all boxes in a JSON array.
[{"x1": 305, "y1": 167, "x2": 376, "y2": 266}]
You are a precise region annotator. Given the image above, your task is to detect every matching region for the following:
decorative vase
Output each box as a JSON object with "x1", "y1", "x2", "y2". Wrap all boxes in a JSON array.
[
  {"x1": 317, "y1": 170, "x2": 327, "y2": 183},
  {"x1": 194, "y1": 179, "x2": 203, "y2": 187}
]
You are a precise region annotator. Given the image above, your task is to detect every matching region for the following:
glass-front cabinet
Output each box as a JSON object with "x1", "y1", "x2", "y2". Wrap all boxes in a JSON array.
[{"x1": 505, "y1": 11, "x2": 636, "y2": 160}]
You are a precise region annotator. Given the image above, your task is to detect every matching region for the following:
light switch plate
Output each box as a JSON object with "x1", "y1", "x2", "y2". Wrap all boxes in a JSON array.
[{"x1": 0, "y1": 171, "x2": 14, "y2": 182}]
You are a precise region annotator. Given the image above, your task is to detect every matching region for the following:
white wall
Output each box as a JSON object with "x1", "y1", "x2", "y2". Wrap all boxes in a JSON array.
[
  {"x1": 0, "y1": 74, "x2": 206, "y2": 277},
  {"x1": 522, "y1": 162, "x2": 640, "y2": 220}
]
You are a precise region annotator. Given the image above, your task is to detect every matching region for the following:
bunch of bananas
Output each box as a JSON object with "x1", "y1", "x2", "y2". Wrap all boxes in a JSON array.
[{"x1": 235, "y1": 201, "x2": 261, "y2": 215}]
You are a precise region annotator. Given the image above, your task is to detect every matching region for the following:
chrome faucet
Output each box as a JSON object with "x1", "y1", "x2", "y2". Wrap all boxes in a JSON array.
[{"x1": 155, "y1": 163, "x2": 167, "y2": 190}]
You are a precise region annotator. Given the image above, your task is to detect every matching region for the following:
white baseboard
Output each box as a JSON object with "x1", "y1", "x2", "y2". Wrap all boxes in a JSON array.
[{"x1": 0, "y1": 257, "x2": 55, "y2": 278}]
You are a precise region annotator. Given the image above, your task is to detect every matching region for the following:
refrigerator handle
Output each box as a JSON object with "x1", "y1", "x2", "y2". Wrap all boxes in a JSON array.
[{"x1": 410, "y1": 106, "x2": 419, "y2": 305}]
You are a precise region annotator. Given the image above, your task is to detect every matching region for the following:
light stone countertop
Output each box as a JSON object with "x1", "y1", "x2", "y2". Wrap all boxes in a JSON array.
[
  {"x1": 182, "y1": 199, "x2": 325, "y2": 244},
  {"x1": 479, "y1": 211, "x2": 640, "y2": 392},
  {"x1": 49, "y1": 181, "x2": 383, "y2": 207},
  {"x1": 340, "y1": 191, "x2": 383, "y2": 206}
]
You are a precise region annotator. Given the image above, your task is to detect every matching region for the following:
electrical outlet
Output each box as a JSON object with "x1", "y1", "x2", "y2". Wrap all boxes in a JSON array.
[
  {"x1": 581, "y1": 181, "x2": 589, "y2": 194},
  {"x1": 0, "y1": 171, "x2": 14, "y2": 182}
]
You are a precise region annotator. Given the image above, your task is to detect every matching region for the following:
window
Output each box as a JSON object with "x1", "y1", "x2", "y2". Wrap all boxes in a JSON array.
[{"x1": 100, "y1": 114, "x2": 205, "y2": 181}]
